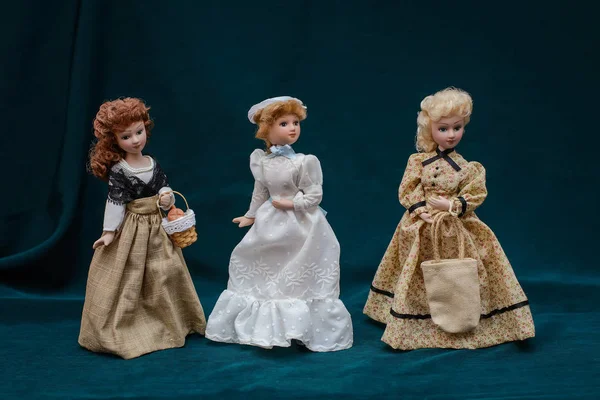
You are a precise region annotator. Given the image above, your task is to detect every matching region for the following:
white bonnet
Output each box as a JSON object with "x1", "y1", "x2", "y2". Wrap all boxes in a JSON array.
[{"x1": 247, "y1": 96, "x2": 306, "y2": 124}]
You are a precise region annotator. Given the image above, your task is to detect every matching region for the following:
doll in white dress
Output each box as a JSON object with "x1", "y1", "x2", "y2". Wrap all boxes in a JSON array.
[{"x1": 205, "y1": 96, "x2": 353, "y2": 352}]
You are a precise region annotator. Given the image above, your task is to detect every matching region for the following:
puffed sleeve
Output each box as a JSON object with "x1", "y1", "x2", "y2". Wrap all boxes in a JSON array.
[
  {"x1": 450, "y1": 161, "x2": 487, "y2": 217},
  {"x1": 244, "y1": 149, "x2": 270, "y2": 218},
  {"x1": 293, "y1": 155, "x2": 323, "y2": 212},
  {"x1": 399, "y1": 153, "x2": 427, "y2": 216}
]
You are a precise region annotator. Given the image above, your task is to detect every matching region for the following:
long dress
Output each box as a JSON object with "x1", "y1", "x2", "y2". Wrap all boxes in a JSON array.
[
  {"x1": 205, "y1": 145, "x2": 353, "y2": 352},
  {"x1": 364, "y1": 148, "x2": 535, "y2": 349},
  {"x1": 79, "y1": 157, "x2": 206, "y2": 359}
]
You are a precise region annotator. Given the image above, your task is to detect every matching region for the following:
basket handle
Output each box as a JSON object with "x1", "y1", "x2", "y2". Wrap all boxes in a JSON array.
[
  {"x1": 156, "y1": 190, "x2": 191, "y2": 216},
  {"x1": 430, "y1": 211, "x2": 467, "y2": 261}
]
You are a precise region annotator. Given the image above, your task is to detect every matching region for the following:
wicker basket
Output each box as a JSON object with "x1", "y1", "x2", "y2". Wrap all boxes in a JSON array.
[{"x1": 158, "y1": 191, "x2": 197, "y2": 248}]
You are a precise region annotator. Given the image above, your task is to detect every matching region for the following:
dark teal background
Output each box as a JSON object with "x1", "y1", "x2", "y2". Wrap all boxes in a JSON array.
[{"x1": 1, "y1": 1, "x2": 598, "y2": 399}]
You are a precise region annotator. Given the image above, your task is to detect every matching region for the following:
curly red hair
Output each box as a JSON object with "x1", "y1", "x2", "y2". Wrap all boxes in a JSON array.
[{"x1": 88, "y1": 97, "x2": 154, "y2": 181}]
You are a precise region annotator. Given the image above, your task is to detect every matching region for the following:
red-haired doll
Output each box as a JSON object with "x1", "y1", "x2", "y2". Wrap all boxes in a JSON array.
[{"x1": 79, "y1": 97, "x2": 206, "y2": 359}]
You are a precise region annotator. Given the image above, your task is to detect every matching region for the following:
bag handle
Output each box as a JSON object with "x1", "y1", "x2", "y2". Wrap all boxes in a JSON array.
[
  {"x1": 156, "y1": 190, "x2": 190, "y2": 218},
  {"x1": 431, "y1": 211, "x2": 467, "y2": 261}
]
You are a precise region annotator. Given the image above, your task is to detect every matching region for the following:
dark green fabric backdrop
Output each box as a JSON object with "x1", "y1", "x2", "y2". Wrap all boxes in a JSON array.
[{"x1": 1, "y1": 1, "x2": 598, "y2": 399}]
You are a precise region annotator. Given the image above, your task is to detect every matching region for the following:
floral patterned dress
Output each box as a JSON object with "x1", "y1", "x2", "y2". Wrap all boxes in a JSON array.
[{"x1": 364, "y1": 148, "x2": 535, "y2": 349}]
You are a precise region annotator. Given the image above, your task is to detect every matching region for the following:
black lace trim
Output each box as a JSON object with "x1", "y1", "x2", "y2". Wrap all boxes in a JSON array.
[{"x1": 107, "y1": 158, "x2": 169, "y2": 205}]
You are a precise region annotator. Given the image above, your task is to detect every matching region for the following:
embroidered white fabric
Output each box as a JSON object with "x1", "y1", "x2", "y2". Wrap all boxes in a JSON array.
[
  {"x1": 206, "y1": 291, "x2": 353, "y2": 351},
  {"x1": 205, "y1": 149, "x2": 353, "y2": 352},
  {"x1": 161, "y1": 210, "x2": 196, "y2": 234}
]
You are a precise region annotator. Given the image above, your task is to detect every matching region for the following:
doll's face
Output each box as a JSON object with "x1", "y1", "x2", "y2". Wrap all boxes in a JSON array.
[
  {"x1": 268, "y1": 114, "x2": 301, "y2": 146},
  {"x1": 431, "y1": 116, "x2": 464, "y2": 150},
  {"x1": 116, "y1": 120, "x2": 147, "y2": 155}
]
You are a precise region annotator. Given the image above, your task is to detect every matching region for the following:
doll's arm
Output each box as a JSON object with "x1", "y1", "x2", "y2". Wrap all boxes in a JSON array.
[
  {"x1": 95, "y1": 200, "x2": 121, "y2": 248},
  {"x1": 103, "y1": 200, "x2": 125, "y2": 232},
  {"x1": 93, "y1": 230, "x2": 115, "y2": 249},
  {"x1": 149, "y1": 158, "x2": 175, "y2": 210},
  {"x1": 158, "y1": 186, "x2": 175, "y2": 210},
  {"x1": 244, "y1": 180, "x2": 270, "y2": 218},
  {"x1": 450, "y1": 161, "x2": 487, "y2": 217},
  {"x1": 104, "y1": 168, "x2": 127, "y2": 232},
  {"x1": 293, "y1": 155, "x2": 323, "y2": 212},
  {"x1": 244, "y1": 149, "x2": 269, "y2": 218},
  {"x1": 399, "y1": 154, "x2": 427, "y2": 216}
]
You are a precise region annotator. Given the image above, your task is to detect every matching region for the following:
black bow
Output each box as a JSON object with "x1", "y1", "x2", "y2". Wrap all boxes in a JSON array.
[{"x1": 421, "y1": 148, "x2": 461, "y2": 172}]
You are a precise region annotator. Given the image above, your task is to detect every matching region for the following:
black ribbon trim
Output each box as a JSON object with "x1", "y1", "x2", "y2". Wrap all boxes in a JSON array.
[
  {"x1": 408, "y1": 201, "x2": 427, "y2": 214},
  {"x1": 390, "y1": 300, "x2": 530, "y2": 320},
  {"x1": 370, "y1": 285, "x2": 394, "y2": 298},
  {"x1": 390, "y1": 309, "x2": 431, "y2": 319},
  {"x1": 481, "y1": 300, "x2": 530, "y2": 319},
  {"x1": 458, "y1": 196, "x2": 467, "y2": 217},
  {"x1": 422, "y1": 148, "x2": 461, "y2": 172}
]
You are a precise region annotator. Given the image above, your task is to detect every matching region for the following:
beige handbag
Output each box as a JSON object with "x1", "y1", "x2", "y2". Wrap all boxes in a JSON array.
[{"x1": 421, "y1": 212, "x2": 480, "y2": 333}]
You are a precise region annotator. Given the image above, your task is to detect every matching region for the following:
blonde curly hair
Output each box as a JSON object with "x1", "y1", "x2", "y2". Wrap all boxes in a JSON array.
[
  {"x1": 252, "y1": 99, "x2": 307, "y2": 152},
  {"x1": 416, "y1": 87, "x2": 473, "y2": 152}
]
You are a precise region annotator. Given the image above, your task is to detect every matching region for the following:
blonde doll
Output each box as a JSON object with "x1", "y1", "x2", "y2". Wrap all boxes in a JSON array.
[{"x1": 364, "y1": 88, "x2": 535, "y2": 349}]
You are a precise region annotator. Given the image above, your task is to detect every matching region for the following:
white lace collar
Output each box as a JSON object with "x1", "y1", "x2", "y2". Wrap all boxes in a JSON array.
[{"x1": 118, "y1": 156, "x2": 154, "y2": 173}]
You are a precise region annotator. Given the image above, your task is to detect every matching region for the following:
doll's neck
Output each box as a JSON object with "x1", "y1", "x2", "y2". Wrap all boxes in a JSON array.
[
  {"x1": 124, "y1": 153, "x2": 149, "y2": 168},
  {"x1": 437, "y1": 146, "x2": 456, "y2": 153}
]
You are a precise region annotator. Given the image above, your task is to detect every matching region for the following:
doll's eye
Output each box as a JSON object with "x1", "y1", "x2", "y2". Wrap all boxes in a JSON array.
[
  {"x1": 280, "y1": 122, "x2": 287, "y2": 127},
  {"x1": 454, "y1": 125, "x2": 462, "y2": 131},
  {"x1": 293, "y1": 121, "x2": 299, "y2": 126},
  {"x1": 439, "y1": 127, "x2": 447, "y2": 132},
  {"x1": 136, "y1": 130, "x2": 143, "y2": 135},
  {"x1": 121, "y1": 135, "x2": 130, "y2": 140}
]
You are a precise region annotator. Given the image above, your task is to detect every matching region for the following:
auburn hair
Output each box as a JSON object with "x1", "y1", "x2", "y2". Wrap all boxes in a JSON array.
[{"x1": 88, "y1": 97, "x2": 154, "y2": 181}]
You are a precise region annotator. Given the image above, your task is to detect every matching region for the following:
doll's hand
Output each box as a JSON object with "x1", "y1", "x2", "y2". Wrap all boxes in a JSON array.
[
  {"x1": 272, "y1": 199, "x2": 294, "y2": 210},
  {"x1": 428, "y1": 196, "x2": 451, "y2": 211},
  {"x1": 159, "y1": 192, "x2": 172, "y2": 208},
  {"x1": 233, "y1": 216, "x2": 255, "y2": 228},
  {"x1": 419, "y1": 213, "x2": 434, "y2": 224},
  {"x1": 92, "y1": 231, "x2": 115, "y2": 249}
]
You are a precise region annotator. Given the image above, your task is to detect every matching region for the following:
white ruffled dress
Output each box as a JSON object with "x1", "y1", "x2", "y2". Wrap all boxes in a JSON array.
[{"x1": 205, "y1": 146, "x2": 353, "y2": 352}]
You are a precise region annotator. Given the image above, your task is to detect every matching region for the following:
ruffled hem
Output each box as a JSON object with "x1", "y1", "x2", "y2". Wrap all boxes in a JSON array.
[{"x1": 205, "y1": 290, "x2": 353, "y2": 352}]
